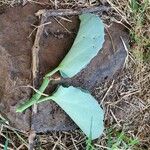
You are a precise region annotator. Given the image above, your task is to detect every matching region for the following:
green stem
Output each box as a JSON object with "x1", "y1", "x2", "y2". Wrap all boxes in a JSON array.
[
  {"x1": 45, "y1": 67, "x2": 59, "y2": 77},
  {"x1": 37, "y1": 96, "x2": 54, "y2": 104},
  {"x1": 16, "y1": 78, "x2": 50, "y2": 112},
  {"x1": 16, "y1": 68, "x2": 59, "y2": 113}
]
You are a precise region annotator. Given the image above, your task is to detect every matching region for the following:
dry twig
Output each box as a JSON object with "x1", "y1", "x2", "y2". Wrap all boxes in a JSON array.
[
  {"x1": 35, "y1": 6, "x2": 110, "y2": 17},
  {"x1": 29, "y1": 12, "x2": 48, "y2": 150},
  {"x1": 31, "y1": 14, "x2": 47, "y2": 114}
]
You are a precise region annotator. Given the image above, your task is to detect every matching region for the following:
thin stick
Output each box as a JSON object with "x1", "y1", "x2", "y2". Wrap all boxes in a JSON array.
[
  {"x1": 2, "y1": 124, "x2": 27, "y2": 134},
  {"x1": 28, "y1": 130, "x2": 36, "y2": 150},
  {"x1": 35, "y1": 6, "x2": 110, "y2": 17},
  {"x1": 120, "y1": 36, "x2": 136, "y2": 65},
  {"x1": 100, "y1": 80, "x2": 115, "y2": 105},
  {"x1": 110, "y1": 109, "x2": 121, "y2": 127},
  {"x1": 17, "y1": 144, "x2": 25, "y2": 150},
  {"x1": 31, "y1": 14, "x2": 47, "y2": 114},
  {"x1": 52, "y1": 135, "x2": 62, "y2": 150},
  {"x1": 28, "y1": 21, "x2": 52, "y2": 38},
  {"x1": 20, "y1": 85, "x2": 49, "y2": 97},
  {"x1": 105, "y1": 27, "x2": 115, "y2": 53},
  {"x1": 53, "y1": 17, "x2": 71, "y2": 33},
  {"x1": 20, "y1": 14, "x2": 49, "y2": 150}
]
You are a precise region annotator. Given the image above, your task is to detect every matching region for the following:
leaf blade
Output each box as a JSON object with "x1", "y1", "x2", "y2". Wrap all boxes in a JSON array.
[
  {"x1": 51, "y1": 86, "x2": 104, "y2": 140},
  {"x1": 46, "y1": 13, "x2": 105, "y2": 78}
]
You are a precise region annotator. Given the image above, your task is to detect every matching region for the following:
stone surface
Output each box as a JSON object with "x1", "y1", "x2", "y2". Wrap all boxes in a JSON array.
[{"x1": 0, "y1": 3, "x2": 129, "y2": 132}]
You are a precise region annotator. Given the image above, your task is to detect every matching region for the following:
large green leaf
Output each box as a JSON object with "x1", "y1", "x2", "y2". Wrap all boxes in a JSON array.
[
  {"x1": 38, "y1": 86, "x2": 104, "y2": 140},
  {"x1": 46, "y1": 13, "x2": 104, "y2": 78}
]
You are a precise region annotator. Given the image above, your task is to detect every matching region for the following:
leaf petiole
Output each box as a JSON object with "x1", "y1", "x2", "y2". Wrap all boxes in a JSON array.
[
  {"x1": 45, "y1": 67, "x2": 59, "y2": 78},
  {"x1": 37, "y1": 96, "x2": 54, "y2": 104},
  {"x1": 16, "y1": 68, "x2": 59, "y2": 113}
]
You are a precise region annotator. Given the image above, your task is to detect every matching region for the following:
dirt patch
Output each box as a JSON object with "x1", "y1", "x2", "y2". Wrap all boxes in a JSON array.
[
  {"x1": 0, "y1": 3, "x2": 129, "y2": 133},
  {"x1": 0, "y1": 4, "x2": 42, "y2": 131}
]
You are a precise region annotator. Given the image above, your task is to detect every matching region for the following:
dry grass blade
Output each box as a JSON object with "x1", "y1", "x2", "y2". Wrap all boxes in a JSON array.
[
  {"x1": 0, "y1": 132, "x2": 17, "y2": 148},
  {"x1": 0, "y1": 143, "x2": 14, "y2": 150},
  {"x1": 52, "y1": 135, "x2": 62, "y2": 150},
  {"x1": 100, "y1": 80, "x2": 115, "y2": 105}
]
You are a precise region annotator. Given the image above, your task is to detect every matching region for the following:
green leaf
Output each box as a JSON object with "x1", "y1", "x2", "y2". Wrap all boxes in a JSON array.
[
  {"x1": 16, "y1": 13, "x2": 105, "y2": 113},
  {"x1": 46, "y1": 13, "x2": 104, "y2": 78},
  {"x1": 39, "y1": 86, "x2": 104, "y2": 140}
]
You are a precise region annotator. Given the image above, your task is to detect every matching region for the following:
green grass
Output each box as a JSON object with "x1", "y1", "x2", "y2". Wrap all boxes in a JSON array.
[
  {"x1": 106, "y1": 128, "x2": 139, "y2": 150},
  {"x1": 0, "y1": 114, "x2": 28, "y2": 149},
  {"x1": 3, "y1": 139, "x2": 9, "y2": 150},
  {"x1": 86, "y1": 137, "x2": 95, "y2": 150},
  {"x1": 129, "y1": 0, "x2": 150, "y2": 62}
]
